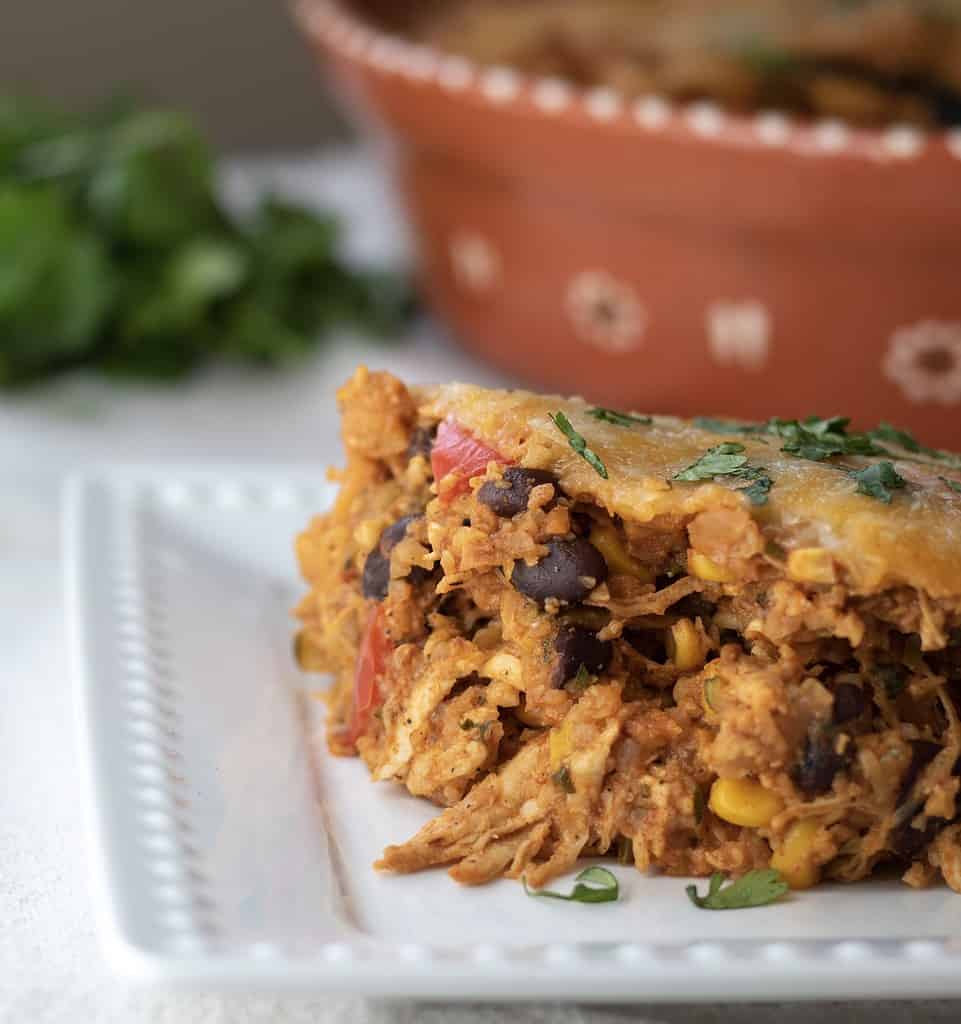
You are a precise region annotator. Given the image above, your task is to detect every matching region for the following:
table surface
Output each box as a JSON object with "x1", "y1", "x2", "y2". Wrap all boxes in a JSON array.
[{"x1": 2, "y1": 146, "x2": 959, "y2": 1024}]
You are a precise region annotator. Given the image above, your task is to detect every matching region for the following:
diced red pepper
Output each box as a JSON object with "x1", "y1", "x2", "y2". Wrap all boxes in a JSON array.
[
  {"x1": 431, "y1": 417, "x2": 509, "y2": 502},
  {"x1": 348, "y1": 605, "x2": 391, "y2": 744}
]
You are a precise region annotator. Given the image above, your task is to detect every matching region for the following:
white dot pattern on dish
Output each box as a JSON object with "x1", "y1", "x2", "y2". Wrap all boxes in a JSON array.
[
  {"x1": 584, "y1": 88, "x2": 622, "y2": 121},
  {"x1": 532, "y1": 78, "x2": 572, "y2": 113},
  {"x1": 108, "y1": 484, "x2": 217, "y2": 948}
]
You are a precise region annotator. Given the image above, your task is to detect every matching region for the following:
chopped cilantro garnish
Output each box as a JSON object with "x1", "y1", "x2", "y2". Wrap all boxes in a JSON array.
[
  {"x1": 525, "y1": 866, "x2": 619, "y2": 904},
  {"x1": 768, "y1": 416, "x2": 885, "y2": 463},
  {"x1": 849, "y1": 461, "x2": 907, "y2": 503},
  {"x1": 739, "y1": 472, "x2": 774, "y2": 506},
  {"x1": 876, "y1": 664, "x2": 908, "y2": 700},
  {"x1": 549, "y1": 411, "x2": 608, "y2": 479},
  {"x1": 686, "y1": 870, "x2": 788, "y2": 911},
  {"x1": 460, "y1": 718, "x2": 493, "y2": 738},
  {"x1": 674, "y1": 444, "x2": 774, "y2": 505},
  {"x1": 693, "y1": 785, "x2": 707, "y2": 825},
  {"x1": 674, "y1": 443, "x2": 749, "y2": 479},
  {"x1": 869, "y1": 422, "x2": 923, "y2": 453},
  {"x1": 941, "y1": 477, "x2": 961, "y2": 495},
  {"x1": 587, "y1": 407, "x2": 652, "y2": 428},
  {"x1": 565, "y1": 663, "x2": 594, "y2": 694},
  {"x1": 693, "y1": 417, "x2": 768, "y2": 435},
  {"x1": 552, "y1": 766, "x2": 575, "y2": 794}
]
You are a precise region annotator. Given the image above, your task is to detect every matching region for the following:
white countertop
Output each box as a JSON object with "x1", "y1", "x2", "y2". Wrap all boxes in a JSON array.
[{"x1": 2, "y1": 147, "x2": 959, "y2": 1024}]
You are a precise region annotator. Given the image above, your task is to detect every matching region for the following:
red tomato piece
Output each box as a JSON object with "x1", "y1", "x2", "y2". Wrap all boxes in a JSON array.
[
  {"x1": 431, "y1": 417, "x2": 508, "y2": 501},
  {"x1": 348, "y1": 605, "x2": 391, "y2": 744}
]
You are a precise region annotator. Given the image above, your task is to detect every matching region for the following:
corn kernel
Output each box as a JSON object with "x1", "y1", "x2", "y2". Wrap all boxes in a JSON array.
[
  {"x1": 354, "y1": 519, "x2": 382, "y2": 552},
  {"x1": 666, "y1": 618, "x2": 705, "y2": 672},
  {"x1": 787, "y1": 547, "x2": 836, "y2": 585},
  {"x1": 709, "y1": 778, "x2": 785, "y2": 828},
  {"x1": 590, "y1": 520, "x2": 654, "y2": 582},
  {"x1": 770, "y1": 818, "x2": 822, "y2": 890},
  {"x1": 688, "y1": 551, "x2": 735, "y2": 583},
  {"x1": 293, "y1": 630, "x2": 326, "y2": 673},
  {"x1": 549, "y1": 719, "x2": 573, "y2": 771},
  {"x1": 483, "y1": 651, "x2": 523, "y2": 685}
]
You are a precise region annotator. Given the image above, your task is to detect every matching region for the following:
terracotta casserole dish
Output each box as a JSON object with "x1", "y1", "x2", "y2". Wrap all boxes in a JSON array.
[{"x1": 294, "y1": 0, "x2": 961, "y2": 447}]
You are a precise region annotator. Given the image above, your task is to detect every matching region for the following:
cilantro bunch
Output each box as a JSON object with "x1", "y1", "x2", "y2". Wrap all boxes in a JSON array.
[{"x1": 0, "y1": 97, "x2": 412, "y2": 386}]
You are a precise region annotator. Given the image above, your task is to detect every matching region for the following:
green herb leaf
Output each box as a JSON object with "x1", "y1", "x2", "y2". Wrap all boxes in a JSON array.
[
  {"x1": 552, "y1": 766, "x2": 575, "y2": 794},
  {"x1": 587, "y1": 407, "x2": 652, "y2": 428},
  {"x1": 768, "y1": 416, "x2": 886, "y2": 463},
  {"x1": 686, "y1": 870, "x2": 788, "y2": 910},
  {"x1": 692, "y1": 416, "x2": 768, "y2": 435},
  {"x1": 525, "y1": 866, "x2": 619, "y2": 904},
  {"x1": 0, "y1": 96, "x2": 413, "y2": 386},
  {"x1": 737, "y1": 470, "x2": 774, "y2": 506},
  {"x1": 674, "y1": 443, "x2": 749, "y2": 480},
  {"x1": 674, "y1": 444, "x2": 774, "y2": 505},
  {"x1": 940, "y1": 477, "x2": 961, "y2": 495},
  {"x1": 565, "y1": 663, "x2": 594, "y2": 694},
  {"x1": 876, "y1": 664, "x2": 908, "y2": 700},
  {"x1": 869, "y1": 422, "x2": 923, "y2": 453},
  {"x1": 849, "y1": 461, "x2": 907, "y2": 503},
  {"x1": 550, "y1": 411, "x2": 608, "y2": 479},
  {"x1": 693, "y1": 785, "x2": 707, "y2": 825}
]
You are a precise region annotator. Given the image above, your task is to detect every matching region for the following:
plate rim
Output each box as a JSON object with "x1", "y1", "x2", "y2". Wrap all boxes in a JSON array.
[{"x1": 65, "y1": 465, "x2": 961, "y2": 1001}]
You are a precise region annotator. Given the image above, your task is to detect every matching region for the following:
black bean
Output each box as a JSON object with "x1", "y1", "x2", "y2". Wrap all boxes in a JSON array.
[
  {"x1": 380, "y1": 514, "x2": 420, "y2": 553},
  {"x1": 406, "y1": 425, "x2": 436, "y2": 462},
  {"x1": 361, "y1": 515, "x2": 427, "y2": 600},
  {"x1": 510, "y1": 538, "x2": 608, "y2": 605},
  {"x1": 792, "y1": 730, "x2": 850, "y2": 797},
  {"x1": 832, "y1": 683, "x2": 869, "y2": 724},
  {"x1": 552, "y1": 625, "x2": 612, "y2": 688},
  {"x1": 361, "y1": 550, "x2": 390, "y2": 600},
  {"x1": 477, "y1": 467, "x2": 558, "y2": 517},
  {"x1": 897, "y1": 739, "x2": 942, "y2": 804},
  {"x1": 889, "y1": 816, "x2": 941, "y2": 860}
]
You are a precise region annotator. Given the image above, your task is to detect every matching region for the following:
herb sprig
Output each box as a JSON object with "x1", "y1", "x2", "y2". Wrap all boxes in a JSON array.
[
  {"x1": 686, "y1": 870, "x2": 788, "y2": 911},
  {"x1": 588, "y1": 407, "x2": 652, "y2": 428},
  {"x1": 549, "y1": 411, "x2": 608, "y2": 479},
  {"x1": 848, "y1": 461, "x2": 907, "y2": 504},
  {"x1": 0, "y1": 96, "x2": 412, "y2": 386},
  {"x1": 673, "y1": 443, "x2": 774, "y2": 506},
  {"x1": 525, "y1": 866, "x2": 619, "y2": 904}
]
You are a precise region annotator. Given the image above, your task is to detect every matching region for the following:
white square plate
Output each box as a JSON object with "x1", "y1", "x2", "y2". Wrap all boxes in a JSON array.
[{"x1": 66, "y1": 467, "x2": 961, "y2": 1001}]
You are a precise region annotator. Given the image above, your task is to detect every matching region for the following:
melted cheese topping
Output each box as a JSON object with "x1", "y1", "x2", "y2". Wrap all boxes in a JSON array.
[{"x1": 423, "y1": 383, "x2": 961, "y2": 599}]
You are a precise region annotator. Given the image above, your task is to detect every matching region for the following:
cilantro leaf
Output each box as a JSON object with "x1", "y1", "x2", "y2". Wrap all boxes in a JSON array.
[
  {"x1": 550, "y1": 411, "x2": 608, "y2": 479},
  {"x1": 942, "y1": 477, "x2": 961, "y2": 495},
  {"x1": 552, "y1": 766, "x2": 576, "y2": 793},
  {"x1": 525, "y1": 866, "x2": 619, "y2": 904},
  {"x1": 587, "y1": 407, "x2": 652, "y2": 428},
  {"x1": 674, "y1": 443, "x2": 749, "y2": 480},
  {"x1": 693, "y1": 416, "x2": 768, "y2": 435},
  {"x1": 869, "y1": 422, "x2": 923, "y2": 454},
  {"x1": 876, "y1": 664, "x2": 907, "y2": 700},
  {"x1": 686, "y1": 870, "x2": 788, "y2": 910},
  {"x1": 849, "y1": 461, "x2": 907, "y2": 503},
  {"x1": 737, "y1": 470, "x2": 774, "y2": 506},
  {"x1": 0, "y1": 96, "x2": 413, "y2": 386},
  {"x1": 674, "y1": 444, "x2": 774, "y2": 505},
  {"x1": 768, "y1": 416, "x2": 886, "y2": 462}
]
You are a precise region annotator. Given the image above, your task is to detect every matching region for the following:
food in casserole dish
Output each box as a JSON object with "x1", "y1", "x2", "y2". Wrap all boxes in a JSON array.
[
  {"x1": 414, "y1": 0, "x2": 961, "y2": 128},
  {"x1": 294, "y1": 367, "x2": 961, "y2": 893}
]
